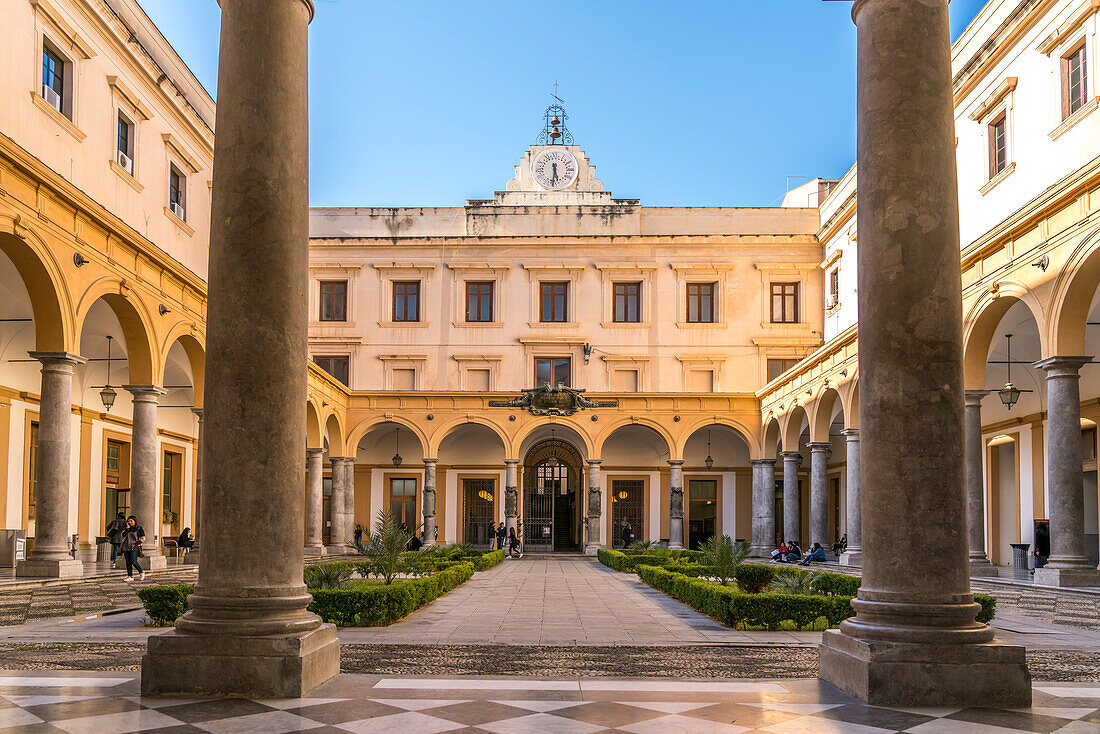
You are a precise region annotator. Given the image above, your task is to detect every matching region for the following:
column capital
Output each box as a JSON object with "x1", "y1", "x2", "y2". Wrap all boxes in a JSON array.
[
  {"x1": 586, "y1": 459, "x2": 603, "y2": 466},
  {"x1": 1033, "y1": 356, "x2": 1093, "y2": 374},
  {"x1": 28, "y1": 351, "x2": 86, "y2": 368},
  {"x1": 840, "y1": 427, "x2": 860, "y2": 438},
  {"x1": 504, "y1": 458, "x2": 520, "y2": 466},
  {"x1": 964, "y1": 390, "x2": 990, "y2": 406},
  {"x1": 780, "y1": 450, "x2": 803, "y2": 461},
  {"x1": 191, "y1": 407, "x2": 204, "y2": 419},
  {"x1": 750, "y1": 458, "x2": 777, "y2": 466},
  {"x1": 220, "y1": 0, "x2": 316, "y2": 23},
  {"x1": 422, "y1": 457, "x2": 439, "y2": 465},
  {"x1": 667, "y1": 459, "x2": 685, "y2": 467},
  {"x1": 807, "y1": 442, "x2": 832, "y2": 452},
  {"x1": 123, "y1": 384, "x2": 168, "y2": 400},
  {"x1": 306, "y1": 447, "x2": 324, "y2": 458},
  {"x1": 329, "y1": 455, "x2": 352, "y2": 465}
]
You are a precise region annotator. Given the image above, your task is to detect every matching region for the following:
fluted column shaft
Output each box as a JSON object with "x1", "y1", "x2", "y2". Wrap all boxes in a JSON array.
[
  {"x1": 585, "y1": 459, "x2": 602, "y2": 554},
  {"x1": 749, "y1": 459, "x2": 776, "y2": 557},
  {"x1": 422, "y1": 458, "x2": 437, "y2": 546},
  {"x1": 125, "y1": 385, "x2": 166, "y2": 560},
  {"x1": 808, "y1": 442, "x2": 831, "y2": 549},
  {"x1": 305, "y1": 449, "x2": 324, "y2": 550},
  {"x1": 781, "y1": 451, "x2": 802, "y2": 545},
  {"x1": 840, "y1": 428, "x2": 862, "y2": 565},
  {"x1": 328, "y1": 456, "x2": 347, "y2": 551},
  {"x1": 668, "y1": 459, "x2": 684, "y2": 549},
  {"x1": 504, "y1": 459, "x2": 519, "y2": 538},
  {"x1": 964, "y1": 391, "x2": 992, "y2": 567}
]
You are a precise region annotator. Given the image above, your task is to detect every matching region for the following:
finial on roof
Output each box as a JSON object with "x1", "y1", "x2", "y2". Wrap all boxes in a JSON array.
[{"x1": 537, "y1": 82, "x2": 573, "y2": 146}]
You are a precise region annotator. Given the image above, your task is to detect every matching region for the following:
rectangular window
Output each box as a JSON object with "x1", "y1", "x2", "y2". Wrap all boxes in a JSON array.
[
  {"x1": 393, "y1": 281, "x2": 420, "y2": 322},
  {"x1": 988, "y1": 114, "x2": 1007, "y2": 179},
  {"x1": 116, "y1": 115, "x2": 134, "y2": 174},
  {"x1": 770, "y1": 282, "x2": 799, "y2": 323},
  {"x1": 41, "y1": 46, "x2": 65, "y2": 114},
  {"x1": 540, "y1": 281, "x2": 568, "y2": 322},
  {"x1": 389, "y1": 478, "x2": 417, "y2": 529},
  {"x1": 319, "y1": 280, "x2": 347, "y2": 322},
  {"x1": 686, "y1": 282, "x2": 716, "y2": 323},
  {"x1": 535, "y1": 357, "x2": 570, "y2": 387},
  {"x1": 688, "y1": 479, "x2": 717, "y2": 550},
  {"x1": 466, "y1": 281, "x2": 494, "y2": 322},
  {"x1": 828, "y1": 268, "x2": 839, "y2": 307},
  {"x1": 28, "y1": 422, "x2": 39, "y2": 512},
  {"x1": 1062, "y1": 43, "x2": 1088, "y2": 119},
  {"x1": 613, "y1": 282, "x2": 642, "y2": 323},
  {"x1": 313, "y1": 355, "x2": 349, "y2": 386},
  {"x1": 767, "y1": 358, "x2": 801, "y2": 382},
  {"x1": 169, "y1": 166, "x2": 186, "y2": 219}
]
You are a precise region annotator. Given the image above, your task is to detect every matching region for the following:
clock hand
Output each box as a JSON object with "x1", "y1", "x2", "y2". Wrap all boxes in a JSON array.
[{"x1": 550, "y1": 162, "x2": 558, "y2": 184}]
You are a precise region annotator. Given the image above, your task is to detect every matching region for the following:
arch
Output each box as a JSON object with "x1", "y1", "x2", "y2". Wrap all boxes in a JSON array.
[
  {"x1": 780, "y1": 404, "x2": 809, "y2": 451},
  {"x1": 323, "y1": 413, "x2": 345, "y2": 455},
  {"x1": 0, "y1": 226, "x2": 72, "y2": 352},
  {"x1": 762, "y1": 416, "x2": 781, "y2": 459},
  {"x1": 674, "y1": 416, "x2": 759, "y2": 459},
  {"x1": 428, "y1": 415, "x2": 510, "y2": 458},
  {"x1": 346, "y1": 415, "x2": 430, "y2": 458},
  {"x1": 161, "y1": 328, "x2": 206, "y2": 408},
  {"x1": 1049, "y1": 226, "x2": 1100, "y2": 356},
  {"x1": 963, "y1": 285, "x2": 1047, "y2": 390},
  {"x1": 513, "y1": 420, "x2": 592, "y2": 461},
  {"x1": 75, "y1": 278, "x2": 157, "y2": 385},
  {"x1": 839, "y1": 379, "x2": 860, "y2": 429},
  {"x1": 809, "y1": 388, "x2": 844, "y2": 443},
  {"x1": 594, "y1": 417, "x2": 676, "y2": 460},
  {"x1": 305, "y1": 400, "x2": 322, "y2": 448}
]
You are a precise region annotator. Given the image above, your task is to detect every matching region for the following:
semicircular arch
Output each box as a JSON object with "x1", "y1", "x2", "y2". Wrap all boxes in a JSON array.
[
  {"x1": 347, "y1": 415, "x2": 429, "y2": 456},
  {"x1": 674, "y1": 416, "x2": 758, "y2": 459},
  {"x1": 428, "y1": 415, "x2": 510, "y2": 458},
  {"x1": 75, "y1": 278, "x2": 157, "y2": 385},
  {"x1": 780, "y1": 404, "x2": 809, "y2": 451},
  {"x1": 594, "y1": 417, "x2": 675, "y2": 460},
  {"x1": 306, "y1": 400, "x2": 322, "y2": 448},
  {"x1": 0, "y1": 226, "x2": 73, "y2": 352},
  {"x1": 963, "y1": 285, "x2": 1047, "y2": 390},
  {"x1": 809, "y1": 388, "x2": 844, "y2": 443},
  {"x1": 1049, "y1": 226, "x2": 1100, "y2": 356}
]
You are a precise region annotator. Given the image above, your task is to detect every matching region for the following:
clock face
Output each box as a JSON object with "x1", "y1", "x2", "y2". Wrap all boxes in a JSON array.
[{"x1": 532, "y1": 149, "x2": 578, "y2": 190}]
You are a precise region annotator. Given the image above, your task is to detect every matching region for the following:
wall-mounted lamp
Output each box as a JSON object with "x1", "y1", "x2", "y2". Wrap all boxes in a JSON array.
[
  {"x1": 582, "y1": 343, "x2": 593, "y2": 364},
  {"x1": 1032, "y1": 255, "x2": 1049, "y2": 272},
  {"x1": 158, "y1": 304, "x2": 171, "y2": 316},
  {"x1": 73, "y1": 253, "x2": 88, "y2": 268}
]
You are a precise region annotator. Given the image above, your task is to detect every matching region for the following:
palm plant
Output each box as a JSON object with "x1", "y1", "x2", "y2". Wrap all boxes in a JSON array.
[
  {"x1": 769, "y1": 571, "x2": 821, "y2": 596},
  {"x1": 303, "y1": 563, "x2": 352, "y2": 590},
  {"x1": 627, "y1": 539, "x2": 658, "y2": 550},
  {"x1": 699, "y1": 535, "x2": 750, "y2": 586},
  {"x1": 349, "y1": 510, "x2": 419, "y2": 585}
]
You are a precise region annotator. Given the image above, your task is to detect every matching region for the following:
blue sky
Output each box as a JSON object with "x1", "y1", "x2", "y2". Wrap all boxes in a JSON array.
[{"x1": 137, "y1": 0, "x2": 988, "y2": 207}]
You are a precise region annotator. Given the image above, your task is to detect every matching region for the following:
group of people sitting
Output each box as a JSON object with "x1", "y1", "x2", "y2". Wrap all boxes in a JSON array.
[{"x1": 771, "y1": 535, "x2": 846, "y2": 565}]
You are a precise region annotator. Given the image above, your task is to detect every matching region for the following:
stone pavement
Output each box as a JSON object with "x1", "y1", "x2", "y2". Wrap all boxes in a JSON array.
[{"x1": 0, "y1": 669, "x2": 1099, "y2": 733}]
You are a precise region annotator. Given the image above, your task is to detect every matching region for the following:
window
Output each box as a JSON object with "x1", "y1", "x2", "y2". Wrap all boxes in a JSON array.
[
  {"x1": 535, "y1": 357, "x2": 570, "y2": 387},
  {"x1": 988, "y1": 113, "x2": 1007, "y2": 179},
  {"x1": 41, "y1": 45, "x2": 66, "y2": 116},
  {"x1": 770, "y1": 282, "x2": 799, "y2": 323},
  {"x1": 767, "y1": 358, "x2": 801, "y2": 382},
  {"x1": 1062, "y1": 42, "x2": 1088, "y2": 119},
  {"x1": 313, "y1": 355, "x2": 349, "y2": 386},
  {"x1": 27, "y1": 422, "x2": 39, "y2": 514},
  {"x1": 116, "y1": 114, "x2": 134, "y2": 174},
  {"x1": 169, "y1": 165, "x2": 186, "y2": 220},
  {"x1": 389, "y1": 477, "x2": 417, "y2": 529},
  {"x1": 393, "y1": 281, "x2": 420, "y2": 322},
  {"x1": 540, "y1": 282, "x2": 568, "y2": 322},
  {"x1": 688, "y1": 479, "x2": 717, "y2": 550},
  {"x1": 686, "y1": 282, "x2": 716, "y2": 323},
  {"x1": 466, "y1": 281, "x2": 494, "y2": 322},
  {"x1": 828, "y1": 269, "x2": 839, "y2": 307},
  {"x1": 613, "y1": 282, "x2": 642, "y2": 323},
  {"x1": 319, "y1": 280, "x2": 347, "y2": 322},
  {"x1": 162, "y1": 451, "x2": 181, "y2": 530}
]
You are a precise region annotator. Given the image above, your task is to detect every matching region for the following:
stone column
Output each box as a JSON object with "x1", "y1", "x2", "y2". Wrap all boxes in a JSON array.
[
  {"x1": 965, "y1": 391, "x2": 996, "y2": 575},
  {"x1": 191, "y1": 408, "x2": 204, "y2": 543},
  {"x1": 343, "y1": 458, "x2": 356, "y2": 544},
  {"x1": 142, "y1": 0, "x2": 339, "y2": 698},
  {"x1": 422, "y1": 458, "x2": 438, "y2": 546},
  {"x1": 1034, "y1": 357, "x2": 1100, "y2": 586},
  {"x1": 504, "y1": 459, "x2": 519, "y2": 539},
  {"x1": 749, "y1": 459, "x2": 776, "y2": 558},
  {"x1": 585, "y1": 459, "x2": 602, "y2": 555},
  {"x1": 839, "y1": 429, "x2": 862, "y2": 567},
  {"x1": 125, "y1": 385, "x2": 167, "y2": 570},
  {"x1": 304, "y1": 449, "x2": 325, "y2": 555},
  {"x1": 17, "y1": 352, "x2": 85, "y2": 578},
  {"x1": 780, "y1": 451, "x2": 802, "y2": 545},
  {"x1": 808, "y1": 442, "x2": 830, "y2": 550},
  {"x1": 328, "y1": 456, "x2": 348, "y2": 553},
  {"x1": 818, "y1": 0, "x2": 1029, "y2": 706},
  {"x1": 668, "y1": 459, "x2": 684, "y2": 549}
]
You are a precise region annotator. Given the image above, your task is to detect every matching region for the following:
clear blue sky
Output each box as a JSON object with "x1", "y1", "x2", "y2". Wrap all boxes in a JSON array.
[{"x1": 136, "y1": 0, "x2": 988, "y2": 207}]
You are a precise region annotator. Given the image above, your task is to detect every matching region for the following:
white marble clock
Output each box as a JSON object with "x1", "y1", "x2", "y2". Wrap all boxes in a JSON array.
[{"x1": 531, "y1": 148, "x2": 578, "y2": 190}]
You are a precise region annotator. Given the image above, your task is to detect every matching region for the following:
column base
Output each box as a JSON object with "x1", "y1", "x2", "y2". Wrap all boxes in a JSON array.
[
  {"x1": 304, "y1": 545, "x2": 327, "y2": 557},
  {"x1": 325, "y1": 545, "x2": 348, "y2": 556},
  {"x1": 1033, "y1": 566, "x2": 1100, "y2": 587},
  {"x1": 968, "y1": 559, "x2": 999, "y2": 577},
  {"x1": 16, "y1": 557, "x2": 84, "y2": 578},
  {"x1": 143, "y1": 554, "x2": 168, "y2": 571},
  {"x1": 839, "y1": 550, "x2": 862, "y2": 567},
  {"x1": 748, "y1": 546, "x2": 773, "y2": 559},
  {"x1": 142, "y1": 623, "x2": 340, "y2": 698},
  {"x1": 584, "y1": 542, "x2": 601, "y2": 556},
  {"x1": 818, "y1": 629, "x2": 1030, "y2": 707}
]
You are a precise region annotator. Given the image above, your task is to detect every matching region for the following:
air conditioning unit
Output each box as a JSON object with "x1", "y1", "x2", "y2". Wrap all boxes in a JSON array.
[
  {"x1": 41, "y1": 84, "x2": 61, "y2": 112},
  {"x1": 170, "y1": 201, "x2": 185, "y2": 220},
  {"x1": 826, "y1": 295, "x2": 838, "y2": 309},
  {"x1": 116, "y1": 150, "x2": 133, "y2": 175}
]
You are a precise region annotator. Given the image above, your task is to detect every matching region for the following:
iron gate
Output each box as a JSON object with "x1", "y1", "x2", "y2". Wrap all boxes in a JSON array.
[
  {"x1": 522, "y1": 439, "x2": 582, "y2": 552},
  {"x1": 611, "y1": 479, "x2": 645, "y2": 548},
  {"x1": 462, "y1": 478, "x2": 496, "y2": 549}
]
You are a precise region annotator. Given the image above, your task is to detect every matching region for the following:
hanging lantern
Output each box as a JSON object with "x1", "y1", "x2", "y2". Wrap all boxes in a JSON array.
[
  {"x1": 705, "y1": 429, "x2": 714, "y2": 470},
  {"x1": 392, "y1": 428, "x2": 403, "y2": 467},
  {"x1": 100, "y1": 335, "x2": 116, "y2": 411},
  {"x1": 997, "y1": 333, "x2": 1031, "y2": 410}
]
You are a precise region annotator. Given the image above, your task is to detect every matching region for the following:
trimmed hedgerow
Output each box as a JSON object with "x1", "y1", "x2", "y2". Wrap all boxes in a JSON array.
[
  {"x1": 771, "y1": 565, "x2": 861, "y2": 596},
  {"x1": 308, "y1": 562, "x2": 475, "y2": 626},
  {"x1": 136, "y1": 584, "x2": 193, "y2": 626},
  {"x1": 733, "y1": 563, "x2": 774, "y2": 593},
  {"x1": 477, "y1": 549, "x2": 505, "y2": 570},
  {"x1": 597, "y1": 549, "x2": 703, "y2": 573}
]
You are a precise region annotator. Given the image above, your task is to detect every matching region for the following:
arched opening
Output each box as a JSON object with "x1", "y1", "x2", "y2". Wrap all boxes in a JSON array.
[
  {"x1": 354, "y1": 421, "x2": 427, "y2": 541},
  {"x1": 158, "y1": 336, "x2": 204, "y2": 539},
  {"x1": 599, "y1": 423, "x2": 671, "y2": 547},
  {"x1": 438, "y1": 423, "x2": 507, "y2": 548},
  {"x1": 522, "y1": 437, "x2": 584, "y2": 552},
  {"x1": 680, "y1": 424, "x2": 751, "y2": 549}
]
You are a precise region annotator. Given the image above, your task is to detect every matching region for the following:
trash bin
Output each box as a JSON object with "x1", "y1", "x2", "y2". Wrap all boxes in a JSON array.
[
  {"x1": 1010, "y1": 543, "x2": 1031, "y2": 571},
  {"x1": 0, "y1": 530, "x2": 26, "y2": 567},
  {"x1": 96, "y1": 536, "x2": 112, "y2": 563}
]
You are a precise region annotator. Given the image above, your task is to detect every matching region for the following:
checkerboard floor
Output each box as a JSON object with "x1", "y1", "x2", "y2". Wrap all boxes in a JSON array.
[{"x1": 0, "y1": 671, "x2": 1097, "y2": 733}]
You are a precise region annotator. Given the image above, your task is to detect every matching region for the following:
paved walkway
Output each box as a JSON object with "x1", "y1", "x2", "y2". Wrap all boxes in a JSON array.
[{"x1": 0, "y1": 669, "x2": 1094, "y2": 734}]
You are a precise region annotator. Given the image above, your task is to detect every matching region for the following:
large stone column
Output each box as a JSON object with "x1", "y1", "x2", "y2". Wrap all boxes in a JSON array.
[
  {"x1": 818, "y1": 0, "x2": 1029, "y2": 706},
  {"x1": 343, "y1": 458, "x2": 356, "y2": 543},
  {"x1": 1034, "y1": 357, "x2": 1100, "y2": 586},
  {"x1": 668, "y1": 459, "x2": 684, "y2": 549},
  {"x1": 749, "y1": 459, "x2": 776, "y2": 557},
  {"x1": 839, "y1": 429, "x2": 862, "y2": 567},
  {"x1": 17, "y1": 352, "x2": 85, "y2": 578},
  {"x1": 585, "y1": 459, "x2": 602, "y2": 555},
  {"x1": 142, "y1": 0, "x2": 338, "y2": 698},
  {"x1": 328, "y1": 456, "x2": 348, "y2": 553},
  {"x1": 780, "y1": 451, "x2": 802, "y2": 545},
  {"x1": 422, "y1": 458, "x2": 437, "y2": 546},
  {"x1": 965, "y1": 391, "x2": 996, "y2": 575},
  {"x1": 125, "y1": 385, "x2": 167, "y2": 570},
  {"x1": 808, "y1": 442, "x2": 830, "y2": 550},
  {"x1": 191, "y1": 408, "x2": 204, "y2": 542},
  {"x1": 504, "y1": 459, "x2": 519, "y2": 539},
  {"x1": 304, "y1": 449, "x2": 325, "y2": 555}
]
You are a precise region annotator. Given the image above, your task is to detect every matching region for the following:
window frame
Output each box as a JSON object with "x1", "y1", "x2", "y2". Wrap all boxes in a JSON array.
[
  {"x1": 612, "y1": 281, "x2": 642, "y2": 323},
  {"x1": 40, "y1": 41, "x2": 71, "y2": 119},
  {"x1": 767, "y1": 357, "x2": 801, "y2": 382},
  {"x1": 319, "y1": 280, "x2": 348, "y2": 322},
  {"x1": 535, "y1": 356, "x2": 571, "y2": 387},
  {"x1": 685, "y1": 282, "x2": 717, "y2": 324},
  {"x1": 987, "y1": 112, "x2": 1008, "y2": 180},
  {"x1": 392, "y1": 280, "x2": 421, "y2": 323},
  {"x1": 465, "y1": 280, "x2": 494, "y2": 323},
  {"x1": 828, "y1": 268, "x2": 840, "y2": 308},
  {"x1": 539, "y1": 281, "x2": 569, "y2": 323},
  {"x1": 770, "y1": 282, "x2": 800, "y2": 324},
  {"x1": 1062, "y1": 39, "x2": 1089, "y2": 120},
  {"x1": 313, "y1": 354, "x2": 350, "y2": 386},
  {"x1": 168, "y1": 164, "x2": 187, "y2": 219}
]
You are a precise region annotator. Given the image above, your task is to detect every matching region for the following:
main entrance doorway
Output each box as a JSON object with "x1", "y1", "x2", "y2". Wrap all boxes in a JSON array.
[
  {"x1": 522, "y1": 439, "x2": 583, "y2": 552},
  {"x1": 462, "y1": 478, "x2": 496, "y2": 549}
]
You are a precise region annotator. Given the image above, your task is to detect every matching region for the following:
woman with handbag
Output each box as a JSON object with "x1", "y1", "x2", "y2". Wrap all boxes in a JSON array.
[{"x1": 119, "y1": 515, "x2": 146, "y2": 581}]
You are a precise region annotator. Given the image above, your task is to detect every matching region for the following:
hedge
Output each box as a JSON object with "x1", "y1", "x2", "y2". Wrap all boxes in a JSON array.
[
  {"x1": 598, "y1": 549, "x2": 700, "y2": 573},
  {"x1": 308, "y1": 562, "x2": 475, "y2": 626},
  {"x1": 637, "y1": 565, "x2": 997, "y2": 629},
  {"x1": 477, "y1": 549, "x2": 505, "y2": 570},
  {"x1": 136, "y1": 584, "x2": 193, "y2": 626}
]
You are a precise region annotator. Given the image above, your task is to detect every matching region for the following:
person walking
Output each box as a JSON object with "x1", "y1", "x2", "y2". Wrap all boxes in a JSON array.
[
  {"x1": 621, "y1": 522, "x2": 634, "y2": 548},
  {"x1": 508, "y1": 526, "x2": 522, "y2": 558},
  {"x1": 496, "y1": 522, "x2": 506, "y2": 550},
  {"x1": 105, "y1": 511, "x2": 126, "y2": 562},
  {"x1": 353, "y1": 523, "x2": 363, "y2": 546},
  {"x1": 119, "y1": 515, "x2": 145, "y2": 581}
]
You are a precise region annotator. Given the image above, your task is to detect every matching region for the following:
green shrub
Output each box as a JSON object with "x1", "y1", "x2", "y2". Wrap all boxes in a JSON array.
[
  {"x1": 699, "y1": 535, "x2": 750, "y2": 585},
  {"x1": 477, "y1": 549, "x2": 505, "y2": 570},
  {"x1": 771, "y1": 565, "x2": 860, "y2": 596},
  {"x1": 975, "y1": 593, "x2": 996, "y2": 623},
  {"x1": 304, "y1": 563, "x2": 353, "y2": 589},
  {"x1": 137, "y1": 584, "x2": 193, "y2": 626},
  {"x1": 308, "y1": 562, "x2": 474, "y2": 626},
  {"x1": 770, "y1": 572, "x2": 821, "y2": 596},
  {"x1": 733, "y1": 563, "x2": 774, "y2": 593}
]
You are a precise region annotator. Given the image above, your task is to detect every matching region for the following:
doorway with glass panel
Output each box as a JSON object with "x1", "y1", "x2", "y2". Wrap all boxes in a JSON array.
[{"x1": 389, "y1": 477, "x2": 417, "y2": 530}]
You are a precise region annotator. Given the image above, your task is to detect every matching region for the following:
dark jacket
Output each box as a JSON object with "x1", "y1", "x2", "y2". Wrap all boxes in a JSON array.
[
  {"x1": 105, "y1": 518, "x2": 126, "y2": 543},
  {"x1": 120, "y1": 525, "x2": 145, "y2": 553},
  {"x1": 621, "y1": 527, "x2": 634, "y2": 546}
]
